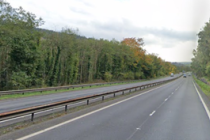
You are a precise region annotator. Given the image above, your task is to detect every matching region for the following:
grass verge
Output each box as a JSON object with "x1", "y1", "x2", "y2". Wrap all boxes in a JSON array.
[{"x1": 193, "y1": 75, "x2": 210, "y2": 97}]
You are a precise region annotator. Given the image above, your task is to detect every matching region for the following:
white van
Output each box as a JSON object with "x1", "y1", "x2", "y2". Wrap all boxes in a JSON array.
[{"x1": 171, "y1": 73, "x2": 174, "y2": 77}]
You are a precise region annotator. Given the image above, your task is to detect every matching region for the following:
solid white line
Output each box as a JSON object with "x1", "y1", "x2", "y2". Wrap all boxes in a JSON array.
[
  {"x1": 0, "y1": 115, "x2": 30, "y2": 123},
  {"x1": 17, "y1": 84, "x2": 167, "y2": 140},
  {"x1": 150, "y1": 110, "x2": 156, "y2": 116},
  {"x1": 193, "y1": 81, "x2": 210, "y2": 120}
]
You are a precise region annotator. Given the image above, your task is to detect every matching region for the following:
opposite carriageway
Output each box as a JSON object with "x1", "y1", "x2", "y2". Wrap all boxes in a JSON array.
[{"x1": 0, "y1": 75, "x2": 181, "y2": 125}]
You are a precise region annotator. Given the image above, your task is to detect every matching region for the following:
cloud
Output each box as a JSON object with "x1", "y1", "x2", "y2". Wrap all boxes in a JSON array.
[
  {"x1": 77, "y1": 20, "x2": 196, "y2": 44},
  {"x1": 141, "y1": 28, "x2": 196, "y2": 41},
  {"x1": 69, "y1": 7, "x2": 91, "y2": 16},
  {"x1": 7, "y1": 0, "x2": 205, "y2": 62}
]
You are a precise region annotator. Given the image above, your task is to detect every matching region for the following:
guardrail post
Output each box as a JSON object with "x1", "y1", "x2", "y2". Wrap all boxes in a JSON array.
[
  {"x1": 135, "y1": 88, "x2": 137, "y2": 91},
  {"x1": 87, "y1": 99, "x2": 89, "y2": 105},
  {"x1": 129, "y1": 89, "x2": 131, "y2": 93},
  {"x1": 122, "y1": 91, "x2": 124, "y2": 95},
  {"x1": 114, "y1": 93, "x2": 116, "y2": 97},
  {"x1": 31, "y1": 113, "x2": 34, "y2": 121},
  {"x1": 22, "y1": 92, "x2": 24, "y2": 95},
  {"x1": 65, "y1": 105, "x2": 68, "y2": 113},
  {"x1": 102, "y1": 96, "x2": 104, "y2": 101}
]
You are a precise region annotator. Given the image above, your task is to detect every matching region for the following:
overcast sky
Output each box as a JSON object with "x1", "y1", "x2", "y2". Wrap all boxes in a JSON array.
[{"x1": 7, "y1": 0, "x2": 210, "y2": 62}]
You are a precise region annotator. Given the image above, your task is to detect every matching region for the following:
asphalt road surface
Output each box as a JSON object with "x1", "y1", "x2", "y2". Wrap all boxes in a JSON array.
[
  {"x1": 9, "y1": 76, "x2": 210, "y2": 140},
  {"x1": 0, "y1": 75, "x2": 180, "y2": 113}
]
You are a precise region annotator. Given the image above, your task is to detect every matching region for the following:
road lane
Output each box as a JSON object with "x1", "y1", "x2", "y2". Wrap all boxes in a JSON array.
[
  {"x1": 129, "y1": 77, "x2": 210, "y2": 140},
  {"x1": 12, "y1": 75, "x2": 209, "y2": 140},
  {"x1": 0, "y1": 75, "x2": 180, "y2": 113}
]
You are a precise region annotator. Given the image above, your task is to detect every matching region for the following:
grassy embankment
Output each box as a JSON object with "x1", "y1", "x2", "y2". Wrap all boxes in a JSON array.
[{"x1": 193, "y1": 75, "x2": 210, "y2": 97}]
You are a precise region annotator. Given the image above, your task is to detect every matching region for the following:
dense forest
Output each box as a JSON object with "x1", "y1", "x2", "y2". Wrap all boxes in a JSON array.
[
  {"x1": 191, "y1": 20, "x2": 210, "y2": 78},
  {"x1": 0, "y1": 0, "x2": 181, "y2": 90}
]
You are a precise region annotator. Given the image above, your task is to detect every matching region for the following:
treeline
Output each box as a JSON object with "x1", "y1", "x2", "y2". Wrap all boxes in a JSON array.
[
  {"x1": 191, "y1": 20, "x2": 210, "y2": 78},
  {"x1": 172, "y1": 62, "x2": 191, "y2": 72},
  {"x1": 0, "y1": 0, "x2": 178, "y2": 90}
]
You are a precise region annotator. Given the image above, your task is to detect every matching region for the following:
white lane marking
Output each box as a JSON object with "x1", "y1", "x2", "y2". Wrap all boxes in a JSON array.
[
  {"x1": 150, "y1": 111, "x2": 156, "y2": 116},
  {"x1": 193, "y1": 81, "x2": 210, "y2": 120},
  {"x1": 0, "y1": 115, "x2": 30, "y2": 123},
  {"x1": 172, "y1": 92, "x2": 174, "y2": 95},
  {"x1": 165, "y1": 98, "x2": 168, "y2": 101},
  {"x1": 17, "y1": 84, "x2": 167, "y2": 140},
  {"x1": 126, "y1": 118, "x2": 149, "y2": 140}
]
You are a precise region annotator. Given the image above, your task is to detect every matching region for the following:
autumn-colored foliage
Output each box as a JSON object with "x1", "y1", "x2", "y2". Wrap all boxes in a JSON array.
[
  {"x1": 121, "y1": 38, "x2": 178, "y2": 78},
  {"x1": 0, "y1": 0, "x2": 180, "y2": 90}
]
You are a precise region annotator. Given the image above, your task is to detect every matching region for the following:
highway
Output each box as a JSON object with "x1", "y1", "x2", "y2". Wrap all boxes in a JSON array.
[
  {"x1": 3, "y1": 76, "x2": 210, "y2": 140},
  {"x1": 0, "y1": 75, "x2": 180, "y2": 113}
]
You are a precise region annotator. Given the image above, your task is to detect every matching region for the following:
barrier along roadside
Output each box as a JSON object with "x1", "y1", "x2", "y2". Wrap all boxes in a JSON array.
[
  {"x1": 0, "y1": 75, "x2": 181, "y2": 123},
  {"x1": 0, "y1": 80, "x2": 142, "y2": 97}
]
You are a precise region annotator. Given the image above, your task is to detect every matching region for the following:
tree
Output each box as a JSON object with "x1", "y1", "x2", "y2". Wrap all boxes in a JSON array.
[
  {"x1": 0, "y1": 0, "x2": 44, "y2": 89},
  {"x1": 191, "y1": 20, "x2": 210, "y2": 78}
]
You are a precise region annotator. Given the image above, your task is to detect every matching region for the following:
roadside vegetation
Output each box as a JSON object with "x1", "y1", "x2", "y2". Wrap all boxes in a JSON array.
[
  {"x1": 191, "y1": 20, "x2": 210, "y2": 78},
  {"x1": 0, "y1": 0, "x2": 188, "y2": 91},
  {"x1": 193, "y1": 76, "x2": 210, "y2": 97},
  {"x1": 191, "y1": 19, "x2": 210, "y2": 98}
]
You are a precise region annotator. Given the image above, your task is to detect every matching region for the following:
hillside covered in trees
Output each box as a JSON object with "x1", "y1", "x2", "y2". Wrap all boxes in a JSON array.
[
  {"x1": 191, "y1": 20, "x2": 210, "y2": 78},
  {"x1": 0, "y1": 0, "x2": 180, "y2": 90}
]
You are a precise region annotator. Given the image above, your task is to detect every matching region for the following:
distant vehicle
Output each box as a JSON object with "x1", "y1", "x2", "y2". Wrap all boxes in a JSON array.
[
  {"x1": 188, "y1": 73, "x2": 191, "y2": 76},
  {"x1": 170, "y1": 73, "x2": 174, "y2": 77},
  {"x1": 183, "y1": 73, "x2": 187, "y2": 78}
]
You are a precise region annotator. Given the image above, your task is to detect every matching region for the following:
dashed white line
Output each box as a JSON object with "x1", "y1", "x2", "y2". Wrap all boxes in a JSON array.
[
  {"x1": 17, "y1": 84, "x2": 167, "y2": 140},
  {"x1": 172, "y1": 92, "x2": 174, "y2": 94},
  {"x1": 150, "y1": 110, "x2": 156, "y2": 116},
  {"x1": 165, "y1": 98, "x2": 168, "y2": 101}
]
